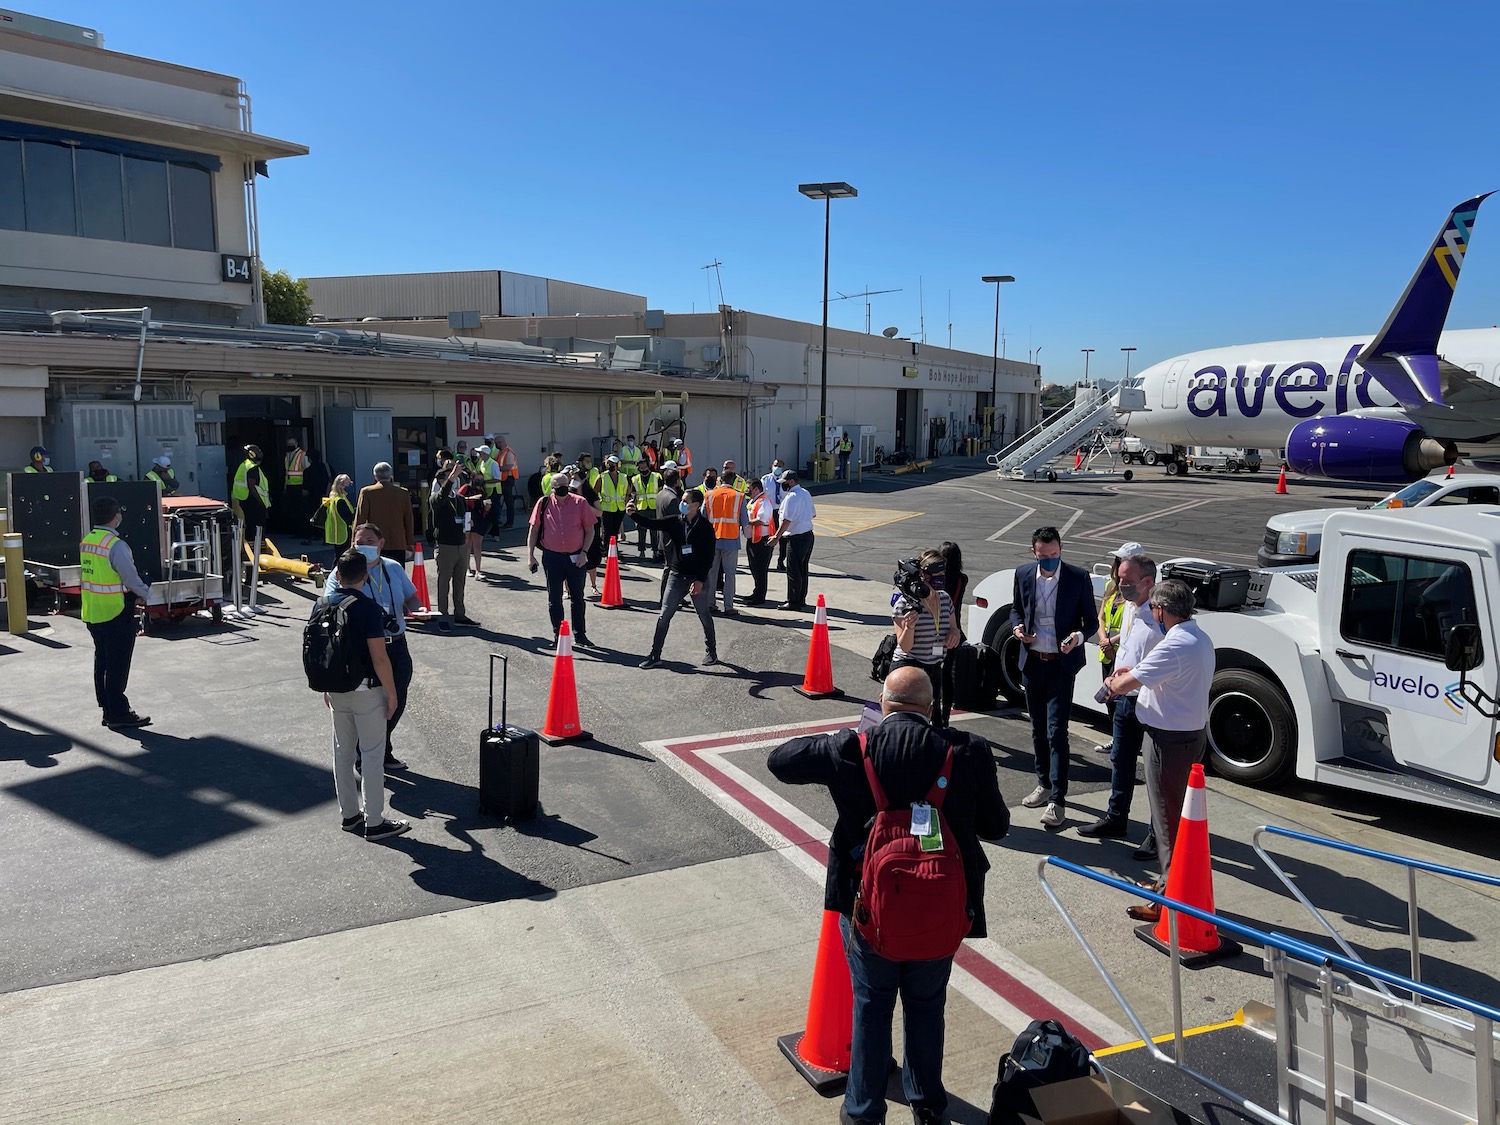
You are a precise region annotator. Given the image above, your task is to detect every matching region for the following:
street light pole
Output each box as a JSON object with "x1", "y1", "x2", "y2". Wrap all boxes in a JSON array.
[
  {"x1": 1081, "y1": 347, "x2": 1095, "y2": 385},
  {"x1": 798, "y1": 181, "x2": 857, "y2": 479},
  {"x1": 981, "y1": 275, "x2": 1015, "y2": 445},
  {"x1": 1121, "y1": 345, "x2": 1137, "y2": 382}
]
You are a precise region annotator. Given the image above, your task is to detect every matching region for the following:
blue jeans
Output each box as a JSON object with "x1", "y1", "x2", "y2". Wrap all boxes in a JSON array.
[
  {"x1": 1022, "y1": 657, "x2": 1077, "y2": 805},
  {"x1": 1107, "y1": 694, "x2": 1145, "y2": 818},
  {"x1": 840, "y1": 914, "x2": 952, "y2": 1123}
]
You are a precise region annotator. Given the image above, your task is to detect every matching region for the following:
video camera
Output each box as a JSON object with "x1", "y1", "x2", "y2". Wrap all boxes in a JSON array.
[{"x1": 892, "y1": 557, "x2": 930, "y2": 616}]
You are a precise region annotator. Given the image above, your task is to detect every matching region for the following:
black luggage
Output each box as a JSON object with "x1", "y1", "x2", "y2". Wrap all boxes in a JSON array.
[
  {"x1": 987, "y1": 1018, "x2": 1095, "y2": 1125},
  {"x1": 952, "y1": 643, "x2": 1000, "y2": 712},
  {"x1": 1159, "y1": 560, "x2": 1251, "y2": 611},
  {"x1": 480, "y1": 653, "x2": 539, "y2": 822}
]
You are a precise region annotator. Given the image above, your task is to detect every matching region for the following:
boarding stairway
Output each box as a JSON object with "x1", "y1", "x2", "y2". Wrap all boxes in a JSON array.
[
  {"x1": 990, "y1": 384, "x2": 1118, "y2": 479},
  {"x1": 1042, "y1": 826, "x2": 1500, "y2": 1125}
]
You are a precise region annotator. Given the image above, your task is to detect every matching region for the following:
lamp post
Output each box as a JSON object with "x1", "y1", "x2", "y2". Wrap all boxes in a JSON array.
[
  {"x1": 1121, "y1": 345, "x2": 1137, "y2": 381},
  {"x1": 1081, "y1": 348, "x2": 1095, "y2": 386},
  {"x1": 981, "y1": 275, "x2": 1015, "y2": 445},
  {"x1": 798, "y1": 181, "x2": 857, "y2": 477}
]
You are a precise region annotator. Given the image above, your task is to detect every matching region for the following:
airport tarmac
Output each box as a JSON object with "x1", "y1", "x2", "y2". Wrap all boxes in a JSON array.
[{"x1": 4, "y1": 459, "x2": 1498, "y2": 1122}]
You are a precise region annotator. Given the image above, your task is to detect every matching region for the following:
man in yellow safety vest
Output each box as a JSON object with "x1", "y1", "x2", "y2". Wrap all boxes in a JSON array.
[
  {"x1": 24, "y1": 445, "x2": 51, "y2": 473},
  {"x1": 630, "y1": 463, "x2": 662, "y2": 558},
  {"x1": 620, "y1": 435, "x2": 642, "y2": 479},
  {"x1": 722, "y1": 459, "x2": 749, "y2": 495},
  {"x1": 81, "y1": 495, "x2": 153, "y2": 729},
  {"x1": 596, "y1": 454, "x2": 630, "y2": 560},
  {"x1": 145, "y1": 454, "x2": 179, "y2": 497},
  {"x1": 231, "y1": 444, "x2": 272, "y2": 615}
]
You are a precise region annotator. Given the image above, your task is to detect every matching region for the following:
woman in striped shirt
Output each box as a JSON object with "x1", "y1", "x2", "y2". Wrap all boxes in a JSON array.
[{"x1": 891, "y1": 549, "x2": 961, "y2": 722}]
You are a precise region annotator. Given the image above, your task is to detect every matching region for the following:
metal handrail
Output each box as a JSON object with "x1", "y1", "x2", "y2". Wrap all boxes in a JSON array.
[
  {"x1": 1253, "y1": 824, "x2": 1500, "y2": 1021},
  {"x1": 1040, "y1": 856, "x2": 1500, "y2": 1125}
]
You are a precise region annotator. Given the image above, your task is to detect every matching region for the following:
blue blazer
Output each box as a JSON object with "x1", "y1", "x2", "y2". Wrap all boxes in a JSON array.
[{"x1": 1007, "y1": 560, "x2": 1099, "y2": 675}]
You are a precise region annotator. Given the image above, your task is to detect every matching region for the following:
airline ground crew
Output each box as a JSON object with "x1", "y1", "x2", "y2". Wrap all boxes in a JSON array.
[
  {"x1": 836, "y1": 433, "x2": 854, "y2": 480},
  {"x1": 480, "y1": 445, "x2": 505, "y2": 536},
  {"x1": 284, "y1": 437, "x2": 308, "y2": 514},
  {"x1": 85, "y1": 461, "x2": 118, "y2": 483},
  {"x1": 631, "y1": 463, "x2": 662, "y2": 558},
  {"x1": 495, "y1": 437, "x2": 520, "y2": 529},
  {"x1": 539, "y1": 452, "x2": 564, "y2": 495},
  {"x1": 597, "y1": 455, "x2": 630, "y2": 560},
  {"x1": 81, "y1": 495, "x2": 153, "y2": 729},
  {"x1": 576, "y1": 452, "x2": 600, "y2": 490},
  {"x1": 620, "y1": 435, "x2": 642, "y2": 478},
  {"x1": 231, "y1": 444, "x2": 271, "y2": 615},
  {"x1": 145, "y1": 454, "x2": 179, "y2": 497},
  {"x1": 25, "y1": 446, "x2": 51, "y2": 473},
  {"x1": 743, "y1": 478, "x2": 774, "y2": 606},
  {"x1": 723, "y1": 459, "x2": 749, "y2": 495},
  {"x1": 670, "y1": 438, "x2": 693, "y2": 483},
  {"x1": 705, "y1": 471, "x2": 748, "y2": 614}
]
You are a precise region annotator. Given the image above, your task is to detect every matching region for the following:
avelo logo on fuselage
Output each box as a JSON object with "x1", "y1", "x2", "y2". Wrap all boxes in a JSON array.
[{"x1": 1186, "y1": 343, "x2": 1395, "y2": 420}]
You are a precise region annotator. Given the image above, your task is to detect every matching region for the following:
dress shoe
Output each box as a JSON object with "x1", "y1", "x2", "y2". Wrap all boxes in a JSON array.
[
  {"x1": 1133, "y1": 830, "x2": 1157, "y2": 861},
  {"x1": 105, "y1": 712, "x2": 152, "y2": 729},
  {"x1": 1127, "y1": 902, "x2": 1162, "y2": 923},
  {"x1": 1077, "y1": 814, "x2": 1128, "y2": 839},
  {"x1": 639, "y1": 655, "x2": 661, "y2": 670}
]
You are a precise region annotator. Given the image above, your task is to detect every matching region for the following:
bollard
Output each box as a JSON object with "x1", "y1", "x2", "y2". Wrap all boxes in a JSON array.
[{"x1": 3, "y1": 531, "x2": 26, "y2": 635}]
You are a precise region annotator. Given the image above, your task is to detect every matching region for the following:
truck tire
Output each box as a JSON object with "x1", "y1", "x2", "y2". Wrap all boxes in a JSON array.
[
  {"x1": 981, "y1": 606, "x2": 1026, "y2": 707},
  {"x1": 1205, "y1": 668, "x2": 1295, "y2": 785},
  {"x1": 1227, "y1": 460, "x2": 1241, "y2": 473},
  {"x1": 1143, "y1": 450, "x2": 1158, "y2": 466},
  {"x1": 1165, "y1": 460, "x2": 1180, "y2": 475},
  {"x1": 1123, "y1": 469, "x2": 1134, "y2": 482}
]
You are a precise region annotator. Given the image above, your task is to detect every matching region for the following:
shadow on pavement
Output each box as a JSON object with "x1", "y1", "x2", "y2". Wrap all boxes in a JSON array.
[{"x1": 0, "y1": 717, "x2": 73, "y2": 767}]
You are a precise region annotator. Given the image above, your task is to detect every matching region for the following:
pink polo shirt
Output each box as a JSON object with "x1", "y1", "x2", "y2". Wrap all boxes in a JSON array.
[{"x1": 530, "y1": 492, "x2": 597, "y2": 554}]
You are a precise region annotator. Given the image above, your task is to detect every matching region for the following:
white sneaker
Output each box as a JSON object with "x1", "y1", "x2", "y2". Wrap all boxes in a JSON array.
[
  {"x1": 1040, "y1": 802, "x2": 1066, "y2": 831},
  {"x1": 1021, "y1": 785, "x2": 1049, "y2": 808},
  {"x1": 249, "y1": 605, "x2": 268, "y2": 615},
  {"x1": 1094, "y1": 743, "x2": 1112, "y2": 755}
]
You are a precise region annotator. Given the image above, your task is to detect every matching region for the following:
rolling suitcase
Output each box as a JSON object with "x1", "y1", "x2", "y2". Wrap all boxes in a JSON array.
[
  {"x1": 480, "y1": 653, "x2": 539, "y2": 822},
  {"x1": 953, "y1": 643, "x2": 1001, "y2": 712}
]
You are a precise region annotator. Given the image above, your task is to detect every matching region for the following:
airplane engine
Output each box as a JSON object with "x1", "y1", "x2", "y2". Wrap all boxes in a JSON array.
[{"x1": 1285, "y1": 417, "x2": 1457, "y2": 483}]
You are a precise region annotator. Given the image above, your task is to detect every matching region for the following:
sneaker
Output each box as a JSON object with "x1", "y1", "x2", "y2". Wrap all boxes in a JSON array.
[
  {"x1": 1040, "y1": 802, "x2": 1066, "y2": 831},
  {"x1": 1094, "y1": 743, "x2": 1112, "y2": 755},
  {"x1": 639, "y1": 656, "x2": 661, "y2": 670},
  {"x1": 341, "y1": 815, "x2": 364, "y2": 833},
  {"x1": 248, "y1": 604, "x2": 268, "y2": 615},
  {"x1": 1133, "y1": 830, "x2": 1158, "y2": 861},
  {"x1": 574, "y1": 634, "x2": 594, "y2": 648},
  {"x1": 702, "y1": 654, "x2": 721, "y2": 667},
  {"x1": 385, "y1": 754, "x2": 408, "y2": 771},
  {"x1": 1077, "y1": 814, "x2": 1128, "y2": 839},
  {"x1": 1020, "y1": 784, "x2": 1049, "y2": 808},
  {"x1": 105, "y1": 712, "x2": 152, "y2": 729},
  {"x1": 364, "y1": 819, "x2": 411, "y2": 842}
]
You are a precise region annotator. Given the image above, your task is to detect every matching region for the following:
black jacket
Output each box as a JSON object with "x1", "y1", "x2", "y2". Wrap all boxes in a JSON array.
[
  {"x1": 767, "y1": 711, "x2": 1008, "y2": 936},
  {"x1": 631, "y1": 509, "x2": 715, "y2": 582},
  {"x1": 1007, "y1": 560, "x2": 1099, "y2": 675},
  {"x1": 429, "y1": 491, "x2": 468, "y2": 546}
]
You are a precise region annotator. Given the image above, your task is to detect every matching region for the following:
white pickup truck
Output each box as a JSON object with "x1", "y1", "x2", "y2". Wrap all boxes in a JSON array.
[
  {"x1": 967, "y1": 508, "x2": 1500, "y2": 816},
  {"x1": 1257, "y1": 471, "x2": 1500, "y2": 567}
]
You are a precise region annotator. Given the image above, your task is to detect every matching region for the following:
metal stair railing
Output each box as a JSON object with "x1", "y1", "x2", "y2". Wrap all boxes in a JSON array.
[
  {"x1": 993, "y1": 386, "x2": 1115, "y2": 477},
  {"x1": 1040, "y1": 854, "x2": 1500, "y2": 1125}
]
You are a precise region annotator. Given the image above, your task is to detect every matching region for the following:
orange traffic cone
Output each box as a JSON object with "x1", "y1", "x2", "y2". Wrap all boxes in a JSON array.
[
  {"x1": 1275, "y1": 464, "x2": 1288, "y2": 494},
  {"x1": 1135, "y1": 763, "x2": 1241, "y2": 968},
  {"x1": 1073, "y1": 448, "x2": 1083, "y2": 471},
  {"x1": 1447, "y1": 463, "x2": 1456, "y2": 479},
  {"x1": 794, "y1": 594, "x2": 843, "y2": 700},
  {"x1": 410, "y1": 541, "x2": 433, "y2": 614},
  {"x1": 776, "y1": 909, "x2": 854, "y2": 1093},
  {"x1": 539, "y1": 621, "x2": 591, "y2": 745},
  {"x1": 600, "y1": 536, "x2": 623, "y2": 608}
]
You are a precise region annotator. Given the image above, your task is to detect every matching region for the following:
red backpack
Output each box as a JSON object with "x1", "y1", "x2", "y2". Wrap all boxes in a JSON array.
[{"x1": 852, "y1": 733, "x2": 971, "y2": 960}]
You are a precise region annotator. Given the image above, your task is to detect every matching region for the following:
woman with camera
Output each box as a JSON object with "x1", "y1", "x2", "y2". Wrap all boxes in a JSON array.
[{"x1": 890, "y1": 549, "x2": 961, "y2": 723}]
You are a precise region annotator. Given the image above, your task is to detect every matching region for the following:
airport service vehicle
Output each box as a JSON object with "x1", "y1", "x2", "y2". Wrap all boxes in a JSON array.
[
  {"x1": 1188, "y1": 445, "x2": 1262, "y2": 473},
  {"x1": 1116, "y1": 191, "x2": 1500, "y2": 483},
  {"x1": 1117, "y1": 435, "x2": 1174, "y2": 465},
  {"x1": 1258, "y1": 470, "x2": 1500, "y2": 566},
  {"x1": 967, "y1": 507, "x2": 1500, "y2": 817}
]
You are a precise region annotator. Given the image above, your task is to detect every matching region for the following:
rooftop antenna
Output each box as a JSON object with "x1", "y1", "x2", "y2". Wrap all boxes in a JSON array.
[
  {"x1": 702, "y1": 259, "x2": 725, "y2": 307},
  {"x1": 918, "y1": 277, "x2": 926, "y2": 344},
  {"x1": 831, "y1": 285, "x2": 902, "y2": 334},
  {"x1": 946, "y1": 289, "x2": 952, "y2": 349}
]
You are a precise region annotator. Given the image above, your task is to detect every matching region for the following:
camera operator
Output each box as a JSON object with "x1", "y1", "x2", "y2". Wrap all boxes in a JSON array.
[{"x1": 890, "y1": 550, "x2": 960, "y2": 722}]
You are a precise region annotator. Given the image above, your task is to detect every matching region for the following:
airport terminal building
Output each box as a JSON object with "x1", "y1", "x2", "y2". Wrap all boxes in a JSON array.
[{"x1": 0, "y1": 10, "x2": 1039, "y2": 508}]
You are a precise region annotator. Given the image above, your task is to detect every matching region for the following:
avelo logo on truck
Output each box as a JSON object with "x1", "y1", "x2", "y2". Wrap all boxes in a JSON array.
[{"x1": 1370, "y1": 655, "x2": 1466, "y2": 723}]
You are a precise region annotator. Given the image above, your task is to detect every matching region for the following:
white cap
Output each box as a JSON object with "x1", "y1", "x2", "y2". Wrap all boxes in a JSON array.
[
  {"x1": 153, "y1": 454, "x2": 171, "y2": 467},
  {"x1": 1114, "y1": 541, "x2": 1146, "y2": 559},
  {"x1": 661, "y1": 460, "x2": 679, "y2": 471},
  {"x1": 474, "y1": 445, "x2": 490, "y2": 455}
]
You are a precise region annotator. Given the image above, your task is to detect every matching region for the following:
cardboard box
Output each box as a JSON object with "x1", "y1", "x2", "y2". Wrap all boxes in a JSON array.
[{"x1": 1019, "y1": 1075, "x2": 1175, "y2": 1125}]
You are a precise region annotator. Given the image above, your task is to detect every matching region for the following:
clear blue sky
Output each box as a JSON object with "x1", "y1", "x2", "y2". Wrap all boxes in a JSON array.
[{"x1": 25, "y1": 1, "x2": 1500, "y2": 381}]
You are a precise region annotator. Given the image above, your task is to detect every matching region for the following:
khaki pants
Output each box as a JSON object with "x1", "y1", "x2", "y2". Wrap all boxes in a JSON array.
[
  {"x1": 329, "y1": 686, "x2": 388, "y2": 827},
  {"x1": 435, "y1": 540, "x2": 467, "y2": 617}
]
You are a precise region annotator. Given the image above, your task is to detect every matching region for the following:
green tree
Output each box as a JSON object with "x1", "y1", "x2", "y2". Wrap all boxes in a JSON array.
[{"x1": 262, "y1": 267, "x2": 313, "y2": 325}]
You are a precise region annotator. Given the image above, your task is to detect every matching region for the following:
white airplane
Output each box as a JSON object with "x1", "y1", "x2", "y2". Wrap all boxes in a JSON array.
[{"x1": 1118, "y1": 192, "x2": 1500, "y2": 482}]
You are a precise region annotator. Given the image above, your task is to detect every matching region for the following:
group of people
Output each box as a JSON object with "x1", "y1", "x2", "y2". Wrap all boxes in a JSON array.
[{"x1": 27, "y1": 444, "x2": 183, "y2": 496}]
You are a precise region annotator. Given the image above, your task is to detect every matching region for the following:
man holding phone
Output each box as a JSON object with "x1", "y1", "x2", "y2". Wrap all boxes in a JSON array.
[
  {"x1": 1008, "y1": 526, "x2": 1099, "y2": 831},
  {"x1": 527, "y1": 468, "x2": 597, "y2": 648}
]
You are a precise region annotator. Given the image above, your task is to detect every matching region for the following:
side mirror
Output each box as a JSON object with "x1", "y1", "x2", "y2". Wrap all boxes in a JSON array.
[{"x1": 1445, "y1": 623, "x2": 1483, "y2": 673}]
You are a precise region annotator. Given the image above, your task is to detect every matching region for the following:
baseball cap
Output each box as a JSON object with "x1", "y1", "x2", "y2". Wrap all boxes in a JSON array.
[
  {"x1": 605, "y1": 454, "x2": 620, "y2": 465},
  {"x1": 153, "y1": 454, "x2": 172, "y2": 467},
  {"x1": 661, "y1": 459, "x2": 679, "y2": 471},
  {"x1": 671, "y1": 438, "x2": 683, "y2": 447},
  {"x1": 30, "y1": 445, "x2": 48, "y2": 457},
  {"x1": 474, "y1": 445, "x2": 490, "y2": 455},
  {"x1": 1113, "y1": 541, "x2": 1145, "y2": 559},
  {"x1": 779, "y1": 469, "x2": 798, "y2": 483}
]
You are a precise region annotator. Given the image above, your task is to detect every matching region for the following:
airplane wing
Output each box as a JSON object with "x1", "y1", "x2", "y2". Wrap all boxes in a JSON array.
[{"x1": 1357, "y1": 192, "x2": 1493, "y2": 410}]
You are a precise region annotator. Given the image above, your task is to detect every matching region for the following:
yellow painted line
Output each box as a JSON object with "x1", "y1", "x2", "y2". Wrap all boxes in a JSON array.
[
  {"x1": 1093, "y1": 1009, "x2": 1245, "y2": 1057},
  {"x1": 813, "y1": 504, "x2": 921, "y2": 538}
]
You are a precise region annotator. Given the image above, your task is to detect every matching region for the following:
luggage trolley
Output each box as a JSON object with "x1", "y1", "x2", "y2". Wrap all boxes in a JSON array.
[{"x1": 143, "y1": 496, "x2": 233, "y2": 630}]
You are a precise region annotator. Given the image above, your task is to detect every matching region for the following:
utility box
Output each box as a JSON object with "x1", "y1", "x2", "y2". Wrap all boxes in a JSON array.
[
  {"x1": 194, "y1": 409, "x2": 227, "y2": 501},
  {"x1": 48, "y1": 401, "x2": 139, "y2": 479},
  {"x1": 324, "y1": 406, "x2": 394, "y2": 485},
  {"x1": 136, "y1": 402, "x2": 199, "y2": 493}
]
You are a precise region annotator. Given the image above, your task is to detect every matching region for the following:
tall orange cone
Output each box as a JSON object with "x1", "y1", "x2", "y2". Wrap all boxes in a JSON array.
[
  {"x1": 794, "y1": 594, "x2": 843, "y2": 700},
  {"x1": 776, "y1": 909, "x2": 854, "y2": 1093},
  {"x1": 1275, "y1": 464, "x2": 1288, "y2": 494},
  {"x1": 1135, "y1": 763, "x2": 1241, "y2": 968},
  {"x1": 600, "y1": 536, "x2": 624, "y2": 608},
  {"x1": 1073, "y1": 448, "x2": 1084, "y2": 471},
  {"x1": 539, "y1": 621, "x2": 591, "y2": 745},
  {"x1": 410, "y1": 541, "x2": 433, "y2": 614},
  {"x1": 1447, "y1": 463, "x2": 1456, "y2": 479}
]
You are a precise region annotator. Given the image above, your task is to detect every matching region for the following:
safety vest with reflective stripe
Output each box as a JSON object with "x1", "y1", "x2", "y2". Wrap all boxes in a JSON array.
[
  {"x1": 598, "y1": 471, "x2": 628, "y2": 512},
  {"x1": 497, "y1": 448, "x2": 519, "y2": 480},
  {"x1": 321, "y1": 495, "x2": 351, "y2": 546},
  {"x1": 707, "y1": 485, "x2": 742, "y2": 542},
  {"x1": 476, "y1": 456, "x2": 500, "y2": 496},
  {"x1": 675, "y1": 446, "x2": 693, "y2": 478},
  {"x1": 748, "y1": 495, "x2": 771, "y2": 543},
  {"x1": 24, "y1": 465, "x2": 51, "y2": 473},
  {"x1": 284, "y1": 447, "x2": 308, "y2": 486},
  {"x1": 620, "y1": 444, "x2": 642, "y2": 474},
  {"x1": 631, "y1": 473, "x2": 660, "y2": 509},
  {"x1": 80, "y1": 527, "x2": 126, "y2": 623},
  {"x1": 1100, "y1": 590, "x2": 1126, "y2": 663},
  {"x1": 729, "y1": 476, "x2": 748, "y2": 495},
  {"x1": 88, "y1": 474, "x2": 119, "y2": 483},
  {"x1": 146, "y1": 468, "x2": 178, "y2": 497},
  {"x1": 232, "y1": 459, "x2": 269, "y2": 507}
]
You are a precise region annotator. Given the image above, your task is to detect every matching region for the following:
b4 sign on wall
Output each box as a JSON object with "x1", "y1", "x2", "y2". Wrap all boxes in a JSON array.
[
  {"x1": 1369, "y1": 653, "x2": 1467, "y2": 724},
  {"x1": 456, "y1": 394, "x2": 484, "y2": 437}
]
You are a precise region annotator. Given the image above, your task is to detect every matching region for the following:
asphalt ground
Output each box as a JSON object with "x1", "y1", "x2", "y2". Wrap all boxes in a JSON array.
[{"x1": 6, "y1": 456, "x2": 1500, "y2": 1118}]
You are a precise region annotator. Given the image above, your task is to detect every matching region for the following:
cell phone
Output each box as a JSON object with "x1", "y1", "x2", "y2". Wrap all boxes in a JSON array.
[
  {"x1": 528, "y1": 561, "x2": 539, "y2": 574},
  {"x1": 1094, "y1": 684, "x2": 1112, "y2": 704}
]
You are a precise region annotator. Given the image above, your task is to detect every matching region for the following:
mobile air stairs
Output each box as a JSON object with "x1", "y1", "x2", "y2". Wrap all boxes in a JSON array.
[
  {"x1": 1041, "y1": 826, "x2": 1500, "y2": 1124},
  {"x1": 990, "y1": 384, "x2": 1119, "y2": 481}
]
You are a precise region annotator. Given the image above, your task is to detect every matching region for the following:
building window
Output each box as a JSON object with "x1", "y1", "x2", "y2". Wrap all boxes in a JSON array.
[{"x1": 0, "y1": 121, "x2": 217, "y2": 251}]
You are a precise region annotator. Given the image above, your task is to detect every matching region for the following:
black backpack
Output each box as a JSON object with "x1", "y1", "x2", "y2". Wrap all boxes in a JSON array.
[
  {"x1": 303, "y1": 595, "x2": 369, "y2": 693},
  {"x1": 870, "y1": 633, "x2": 898, "y2": 682},
  {"x1": 987, "y1": 1019, "x2": 1096, "y2": 1125}
]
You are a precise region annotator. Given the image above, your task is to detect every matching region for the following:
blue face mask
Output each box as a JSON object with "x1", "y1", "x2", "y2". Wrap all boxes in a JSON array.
[
  {"x1": 1038, "y1": 556, "x2": 1061, "y2": 574},
  {"x1": 356, "y1": 544, "x2": 380, "y2": 562},
  {"x1": 679, "y1": 501, "x2": 690, "y2": 515},
  {"x1": 1154, "y1": 611, "x2": 1168, "y2": 634}
]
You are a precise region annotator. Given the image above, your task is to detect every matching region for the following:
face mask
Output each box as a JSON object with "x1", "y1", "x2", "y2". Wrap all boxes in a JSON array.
[
  {"x1": 1117, "y1": 582, "x2": 1137, "y2": 601},
  {"x1": 1154, "y1": 611, "x2": 1168, "y2": 634},
  {"x1": 926, "y1": 574, "x2": 945, "y2": 591},
  {"x1": 42, "y1": 457, "x2": 50, "y2": 467},
  {"x1": 356, "y1": 544, "x2": 380, "y2": 562},
  {"x1": 680, "y1": 501, "x2": 693, "y2": 516},
  {"x1": 552, "y1": 483, "x2": 570, "y2": 495},
  {"x1": 1038, "y1": 556, "x2": 1061, "y2": 574}
]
